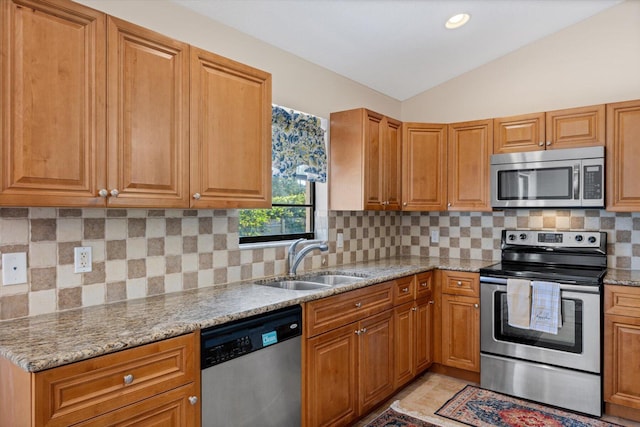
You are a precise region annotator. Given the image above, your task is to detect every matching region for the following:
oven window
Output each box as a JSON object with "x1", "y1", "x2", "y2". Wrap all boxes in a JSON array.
[
  {"x1": 498, "y1": 167, "x2": 573, "y2": 200},
  {"x1": 494, "y1": 291, "x2": 583, "y2": 353}
]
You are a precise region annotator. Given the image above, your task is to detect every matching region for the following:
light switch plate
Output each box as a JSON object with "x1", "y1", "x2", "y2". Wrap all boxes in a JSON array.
[
  {"x1": 2, "y1": 252, "x2": 27, "y2": 285},
  {"x1": 430, "y1": 230, "x2": 440, "y2": 243}
]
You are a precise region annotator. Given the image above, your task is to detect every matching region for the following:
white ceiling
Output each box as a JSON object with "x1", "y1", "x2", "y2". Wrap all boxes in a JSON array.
[{"x1": 173, "y1": 0, "x2": 623, "y2": 101}]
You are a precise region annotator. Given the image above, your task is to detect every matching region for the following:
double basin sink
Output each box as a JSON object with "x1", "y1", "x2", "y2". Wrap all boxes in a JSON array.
[{"x1": 256, "y1": 273, "x2": 366, "y2": 291}]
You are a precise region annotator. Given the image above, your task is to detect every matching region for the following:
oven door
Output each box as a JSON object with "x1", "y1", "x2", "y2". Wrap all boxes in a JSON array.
[{"x1": 480, "y1": 280, "x2": 600, "y2": 373}]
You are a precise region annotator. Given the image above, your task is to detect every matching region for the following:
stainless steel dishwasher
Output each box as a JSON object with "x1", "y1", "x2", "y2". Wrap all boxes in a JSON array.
[{"x1": 200, "y1": 305, "x2": 302, "y2": 427}]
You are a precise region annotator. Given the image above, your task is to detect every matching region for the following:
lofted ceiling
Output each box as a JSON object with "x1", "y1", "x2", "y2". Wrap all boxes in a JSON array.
[{"x1": 173, "y1": 0, "x2": 623, "y2": 101}]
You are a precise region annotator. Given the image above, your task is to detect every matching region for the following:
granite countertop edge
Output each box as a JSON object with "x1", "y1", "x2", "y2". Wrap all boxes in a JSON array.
[{"x1": 1, "y1": 256, "x2": 638, "y2": 373}]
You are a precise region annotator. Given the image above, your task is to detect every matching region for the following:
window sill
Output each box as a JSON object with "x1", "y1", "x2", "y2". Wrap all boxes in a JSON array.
[{"x1": 239, "y1": 238, "x2": 325, "y2": 251}]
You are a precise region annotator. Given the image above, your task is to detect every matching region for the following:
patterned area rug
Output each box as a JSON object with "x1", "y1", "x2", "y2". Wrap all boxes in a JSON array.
[
  {"x1": 366, "y1": 407, "x2": 439, "y2": 427},
  {"x1": 435, "y1": 385, "x2": 622, "y2": 427}
]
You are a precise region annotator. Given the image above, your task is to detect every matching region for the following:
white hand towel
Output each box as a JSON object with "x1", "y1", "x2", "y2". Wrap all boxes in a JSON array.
[
  {"x1": 506, "y1": 279, "x2": 531, "y2": 329},
  {"x1": 530, "y1": 281, "x2": 561, "y2": 334}
]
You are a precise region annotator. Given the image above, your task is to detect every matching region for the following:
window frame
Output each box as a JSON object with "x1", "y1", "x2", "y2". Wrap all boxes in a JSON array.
[{"x1": 239, "y1": 182, "x2": 316, "y2": 244}]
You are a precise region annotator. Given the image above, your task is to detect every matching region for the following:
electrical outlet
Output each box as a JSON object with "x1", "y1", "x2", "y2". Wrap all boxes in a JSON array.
[
  {"x1": 2, "y1": 252, "x2": 27, "y2": 285},
  {"x1": 430, "y1": 230, "x2": 440, "y2": 243},
  {"x1": 74, "y1": 247, "x2": 92, "y2": 273}
]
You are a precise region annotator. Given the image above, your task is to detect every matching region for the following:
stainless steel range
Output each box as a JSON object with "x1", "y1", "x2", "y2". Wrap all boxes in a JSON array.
[{"x1": 479, "y1": 229, "x2": 607, "y2": 416}]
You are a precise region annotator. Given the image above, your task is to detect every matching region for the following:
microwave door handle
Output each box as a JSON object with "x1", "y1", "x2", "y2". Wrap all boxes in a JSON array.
[{"x1": 573, "y1": 164, "x2": 580, "y2": 200}]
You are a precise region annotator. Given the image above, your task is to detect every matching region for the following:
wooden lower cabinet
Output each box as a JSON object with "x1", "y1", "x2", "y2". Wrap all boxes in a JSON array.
[
  {"x1": 304, "y1": 310, "x2": 394, "y2": 426},
  {"x1": 0, "y1": 333, "x2": 199, "y2": 427},
  {"x1": 393, "y1": 297, "x2": 434, "y2": 389},
  {"x1": 604, "y1": 285, "x2": 640, "y2": 421},
  {"x1": 438, "y1": 271, "x2": 480, "y2": 374}
]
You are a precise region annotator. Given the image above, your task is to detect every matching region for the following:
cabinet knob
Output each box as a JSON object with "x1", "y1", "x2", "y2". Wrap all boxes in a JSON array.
[
  {"x1": 474, "y1": 303, "x2": 479, "y2": 309},
  {"x1": 193, "y1": 193, "x2": 201, "y2": 200},
  {"x1": 402, "y1": 287, "x2": 409, "y2": 293},
  {"x1": 448, "y1": 202, "x2": 451, "y2": 207},
  {"x1": 539, "y1": 141, "x2": 544, "y2": 146},
  {"x1": 98, "y1": 189, "x2": 108, "y2": 198},
  {"x1": 546, "y1": 141, "x2": 552, "y2": 146},
  {"x1": 403, "y1": 202, "x2": 407, "y2": 206},
  {"x1": 429, "y1": 300, "x2": 435, "y2": 305},
  {"x1": 411, "y1": 307, "x2": 417, "y2": 312},
  {"x1": 189, "y1": 396, "x2": 198, "y2": 405},
  {"x1": 110, "y1": 189, "x2": 119, "y2": 197},
  {"x1": 361, "y1": 328, "x2": 367, "y2": 334},
  {"x1": 123, "y1": 374, "x2": 134, "y2": 385},
  {"x1": 355, "y1": 302, "x2": 362, "y2": 308},
  {"x1": 457, "y1": 281, "x2": 462, "y2": 287},
  {"x1": 420, "y1": 282, "x2": 428, "y2": 287},
  {"x1": 355, "y1": 329, "x2": 361, "y2": 335}
]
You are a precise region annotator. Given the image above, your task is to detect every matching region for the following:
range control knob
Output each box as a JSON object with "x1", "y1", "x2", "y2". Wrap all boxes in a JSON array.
[
  {"x1": 588, "y1": 236, "x2": 597, "y2": 244},
  {"x1": 508, "y1": 234, "x2": 516, "y2": 241},
  {"x1": 519, "y1": 233, "x2": 528, "y2": 240},
  {"x1": 575, "y1": 235, "x2": 583, "y2": 242}
]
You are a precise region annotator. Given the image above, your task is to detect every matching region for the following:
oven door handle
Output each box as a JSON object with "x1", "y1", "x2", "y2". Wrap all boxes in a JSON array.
[{"x1": 480, "y1": 276, "x2": 600, "y2": 294}]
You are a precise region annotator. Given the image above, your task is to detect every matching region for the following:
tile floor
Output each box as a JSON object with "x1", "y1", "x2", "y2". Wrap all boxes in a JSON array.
[{"x1": 355, "y1": 372, "x2": 640, "y2": 427}]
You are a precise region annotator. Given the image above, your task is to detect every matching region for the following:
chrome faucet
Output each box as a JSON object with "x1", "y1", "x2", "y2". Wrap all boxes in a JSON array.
[{"x1": 287, "y1": 239, "x2": 329, "y2": 275}]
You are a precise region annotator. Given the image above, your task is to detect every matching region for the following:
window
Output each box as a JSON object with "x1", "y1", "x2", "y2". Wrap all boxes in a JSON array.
[{"x1": 239, "y1": 106, "x2": 327, "y2": 244}]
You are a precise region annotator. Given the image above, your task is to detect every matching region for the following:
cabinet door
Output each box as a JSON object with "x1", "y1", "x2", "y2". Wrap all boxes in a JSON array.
[
  {"x1": 359, "y1": 309, "x2": 394, "y2": 415},
  {"x1": 447, "y1": 119, "x2": 492, "y2": 211},
  {"x1": 107, "y1": 17, "x2": 190, "y2": 208},
  {"x1": 364, "y1": 111, "x2": 384, "y2": 210},
  {"x1": 415, "y1": 297, "x2": 434, "y2": 373},
  {"x1": 546, "y1": 104, "x2": 605, "y2": 150},
  {"x1": 73, "y1": 383, "x2": 199, "y2": 427},
  {"x1": 304, "y1": 323, "x2": 359, "y2": 427},
  {"x1": 402, "y1": 123, "x2": 447, "y2": 211},
  {"x1": 604, "y1": 314, "x2": 640, "y2": 409},
  {"x1": 393, "y1": 302, "x2": 415, "y2": 389},
  {"x1": 383, "y1": 117, "x2": 403, "y2": 210},
  {"x1": 493, "y1": 112, "x2": 545, "y2": 154},
  {"x1": 0, "y1": 0, "x2": 106, "y2": 207},
  {"x1": 441, "y1": 294, "x2": 480, "y2": 372},
  {"x1": 190, "y1": 47, "x2": 272, "y2": 208},
  {"x1": 606, "y1": 99, "x2": 640, "y2": 211}
]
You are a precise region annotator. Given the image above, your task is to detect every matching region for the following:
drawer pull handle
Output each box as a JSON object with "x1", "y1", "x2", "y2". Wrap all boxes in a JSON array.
[
  {"x1": 189, "y1": 396, "x2": 198, "y2": 405},
  {"x1": 421, "y1": 282, "x2": 428, "y2": 287},
  {"x1": 402, "y1": 287, "x2": 409, "y2": 293},
  {"x1": 457, "y1": 281, "x2": 462, "y2": 287},
  {"x1": 355, "y1": 302, "x2": 362, "y2": 308},
  {"x1": 123, "y1": 374, "x2": 134, "y2": 385}
]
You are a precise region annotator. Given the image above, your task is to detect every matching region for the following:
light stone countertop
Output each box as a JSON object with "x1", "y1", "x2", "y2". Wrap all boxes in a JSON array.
[{"x1": 0, "y1": 256, "x2": 636, "y2": 373}]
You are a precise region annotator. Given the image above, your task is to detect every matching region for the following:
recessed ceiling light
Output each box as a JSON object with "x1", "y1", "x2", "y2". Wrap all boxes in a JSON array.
[{"x1": 445, "y1": 13, "x2": 471, "y2": 29}]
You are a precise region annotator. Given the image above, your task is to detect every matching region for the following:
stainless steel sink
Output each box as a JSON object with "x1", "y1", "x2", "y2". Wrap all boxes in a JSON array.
[
  {"x1": 257, "y1": 280, "x2": 332, "y2": 291},
  {"x1": 301, "y1": 274, "x2": 364, "y2": 286}
]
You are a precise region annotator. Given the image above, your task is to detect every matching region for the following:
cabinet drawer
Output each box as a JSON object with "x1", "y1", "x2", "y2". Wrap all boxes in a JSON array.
[
  {"x1": 441, "y1": 270, "x2": 479, "y2": 297},
  {"x1": 605, "y1": 285, "x2": 640, "y2": 318},
  {"x1": 415, "y1": 271, "x2": 433, "y2": 300},
  {"x1": 305, "y1": 282, "x2": 393, "y2": 337},
  {"x1": 393, "y1": 276, "x2": 415, "y2": 306},
  {"x1": 35, "y1": 333, "x2": 195, "y2": 427}
]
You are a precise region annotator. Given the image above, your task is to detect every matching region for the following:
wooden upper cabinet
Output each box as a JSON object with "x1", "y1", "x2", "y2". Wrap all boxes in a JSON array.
[
  {"x1": 383, "y1": 117, "x2": 402, "y2": 210},
  {"x1": 606, "y1": 99, "x2": 640, "y2": 211},
  {"x1": 402, "y1": 123, "x2": 447, "y2": 211},
  {"x1": 0, "y1": 0, "x2": 106, "y2": 207},
  {"x1": 493, "y1": 112, "x2": 545, "y2": 153},
  {"x1": 546, "y1": 104, "x2": 605, "y2": 150},
  {"x1": 190, "y1": 47, "x2": 272, "y2": 208},
  {"x1": 447, "y1": 119, "x2": 492, "y2": 211},
  {"x1": 329, "y1": 109, "x2": 402, "y2": 211},
  {"x1": 107, "y1": 17, "x2": 190, "y2": 208},
  {"x1": 494, "y1": 105, "x2": 605, "y2": 154}
]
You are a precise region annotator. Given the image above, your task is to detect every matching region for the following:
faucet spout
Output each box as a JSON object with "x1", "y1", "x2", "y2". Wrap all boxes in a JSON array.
[{"x1": 288, "y1": 240, "x2": 329, "y2": 275}]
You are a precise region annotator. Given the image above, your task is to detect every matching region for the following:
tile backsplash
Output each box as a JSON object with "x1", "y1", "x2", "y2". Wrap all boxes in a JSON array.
[{"x1": 0, "y1": 207, "x2": 638, "y2": 320}]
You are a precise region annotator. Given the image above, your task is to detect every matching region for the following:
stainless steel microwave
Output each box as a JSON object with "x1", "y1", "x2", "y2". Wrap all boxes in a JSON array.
[{"x1": 491, "y1": 146, "x2": 604, "y2": 209}]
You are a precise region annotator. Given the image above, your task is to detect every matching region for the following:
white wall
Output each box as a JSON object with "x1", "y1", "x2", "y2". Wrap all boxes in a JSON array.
[
  {"x1": 76, "y1": 0, "x2": 401, "y2": 121},
  {"x1": 402, "y1": 0, "x2": 640, "y2": 123}
]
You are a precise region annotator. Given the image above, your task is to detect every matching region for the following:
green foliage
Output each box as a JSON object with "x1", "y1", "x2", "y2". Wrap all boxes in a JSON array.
[{"x1": 239, "y1": 179, "x2": 309, "y2": 237}]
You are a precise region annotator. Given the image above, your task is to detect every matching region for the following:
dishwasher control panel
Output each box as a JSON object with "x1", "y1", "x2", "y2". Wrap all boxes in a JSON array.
[{"x1": 200, "y1": 305, "x2": 302, "y2": 369}]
